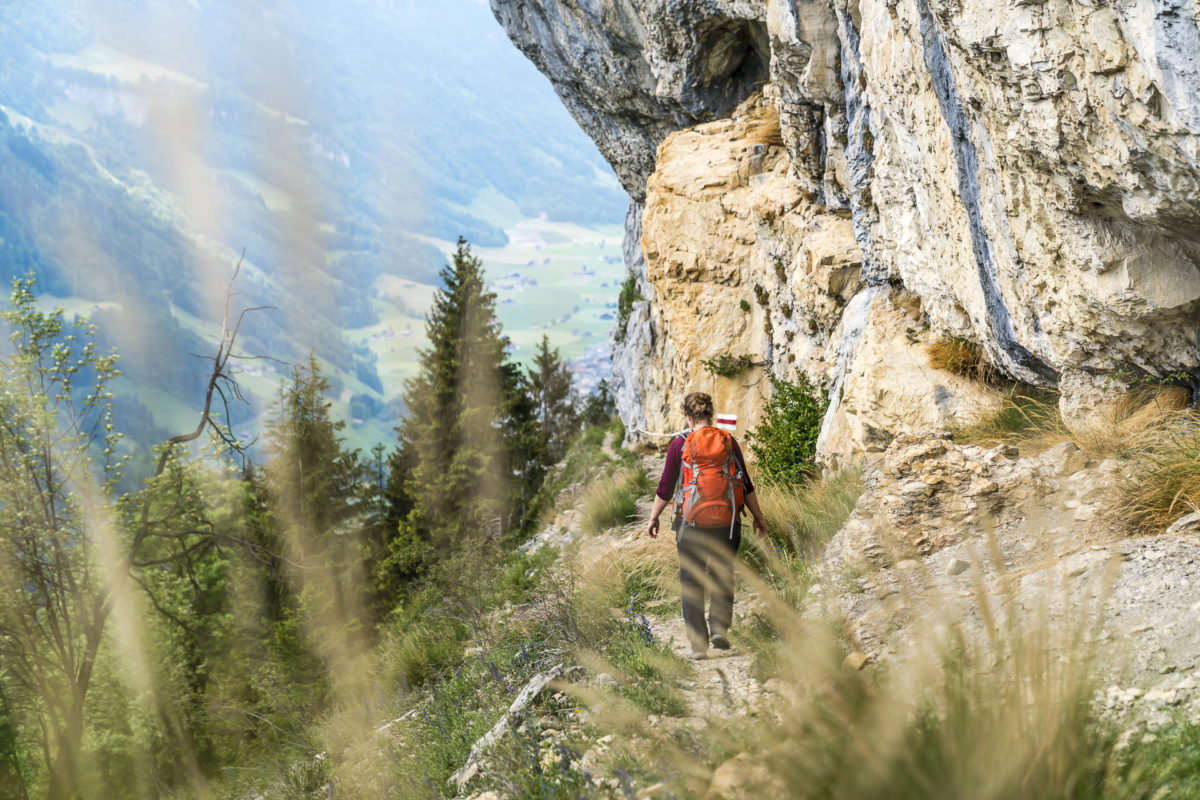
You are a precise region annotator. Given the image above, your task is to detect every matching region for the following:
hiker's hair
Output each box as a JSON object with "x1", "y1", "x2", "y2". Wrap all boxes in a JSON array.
[{"x1": 681, "y1": 392, "x2": 714, "y2": 424}]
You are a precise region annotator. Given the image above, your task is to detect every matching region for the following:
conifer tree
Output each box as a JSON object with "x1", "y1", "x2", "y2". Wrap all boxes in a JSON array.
[
  {"x1": 386, "y1": 239, "x2": 513, "y2": 576},
  {"x1": 582, "y1": 378, "x2": 617, "y2": 427},
  {"x1": 261, "y1": 354, "x2": 365, "y2": 693},
  {"x1": 263, "y1": 353, "x2": 361, "y2": 539},
  {"x1": 527, "y1": 334, "x2": 578, "y2": 467}
]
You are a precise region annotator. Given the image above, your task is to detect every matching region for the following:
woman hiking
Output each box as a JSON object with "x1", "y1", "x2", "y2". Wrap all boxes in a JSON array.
[{"x1": 646, "y1": 392, "x2": 766, "y2": 659}]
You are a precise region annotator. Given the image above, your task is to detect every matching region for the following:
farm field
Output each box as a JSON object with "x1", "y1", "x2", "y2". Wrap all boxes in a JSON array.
[
  {"x1": 32, "y1": 200, "x2": 626, "y2": 454},
  {"x1": 358, "y1": 189, "x2": 625, "y2": 401}
]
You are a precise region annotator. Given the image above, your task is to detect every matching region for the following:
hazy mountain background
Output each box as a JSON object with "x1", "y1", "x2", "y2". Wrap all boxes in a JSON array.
[{"x1": 0, "y1": 0, "x2": 626, "y2": 455}]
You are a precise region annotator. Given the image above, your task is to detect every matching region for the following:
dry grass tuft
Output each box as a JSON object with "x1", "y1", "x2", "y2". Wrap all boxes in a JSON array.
[
  {"x1": 926, "y1": 336, "x2": 1000, "y2": 384},
  {"x1": 954, "y1": 384, "x2": 1192, "y2": 459},
  {"x1": 756, "y1": 469, "x2": 864, "y2": 555},
  {"x1": 1115, "y1": 413, "x2": 1200, "y2": 535},
  {"x1": 580, "y1": 467, "x2": 651, "y2": 535},
  {"x1": 743, "y1": 114, "x2": 785, "y2": 148},
  {"x1": 1071, "y1": 385, "x2": 1192, "y2": 458},
  {"x1": 953, "y1": 383, "x2": 1200, "y2": 534},
  {"x1": 951, "y1": 386, "x2": 1066, "y2": 452}
]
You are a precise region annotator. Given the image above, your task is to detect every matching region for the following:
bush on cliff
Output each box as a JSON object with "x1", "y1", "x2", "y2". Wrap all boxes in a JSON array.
[{"x1": 746, "y1": 374, "x2": 828, "y2": 485}]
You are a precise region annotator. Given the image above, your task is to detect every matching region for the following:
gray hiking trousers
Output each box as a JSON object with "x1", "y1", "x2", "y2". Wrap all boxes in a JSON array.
[{"x1": 676, "y1": 521, "x2": 742, "y2": 651}]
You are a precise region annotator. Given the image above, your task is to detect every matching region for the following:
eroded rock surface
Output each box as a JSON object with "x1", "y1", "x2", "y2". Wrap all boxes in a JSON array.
[
  {"x1": 492, "y1": 0, "x2": 1200, "y2": 460},
  {"x1": 815, "y1": 433, "x2": 1200, "y2": 730}
]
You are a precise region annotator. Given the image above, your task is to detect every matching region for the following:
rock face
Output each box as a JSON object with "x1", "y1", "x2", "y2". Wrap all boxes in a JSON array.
[
  {"x1": 815, "y1": 432, "x2": 1200, "y2": 730},
  {"x1": 489, "y1": 0, "x2": 771, "y2": 199},
  {"x1": 492, "y1": 0, "x2": 1200, "y2": 459}
]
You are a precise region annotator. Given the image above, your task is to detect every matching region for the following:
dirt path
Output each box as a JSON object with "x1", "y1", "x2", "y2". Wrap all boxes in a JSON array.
[
  {"x1": 650, "y1": 604, "x2": 765, "y2": 719},
  {"x1": 627, "y1": 469, "x2": 767, "y2": 720},
  {"x1": 539, "y1": 452, "x2": 771, "y2": 740}
]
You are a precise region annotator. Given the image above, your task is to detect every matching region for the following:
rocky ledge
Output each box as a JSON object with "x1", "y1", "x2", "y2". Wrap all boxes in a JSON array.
[{"x1": 817, "y1": 432, "x2": 1200, "y2": 731}]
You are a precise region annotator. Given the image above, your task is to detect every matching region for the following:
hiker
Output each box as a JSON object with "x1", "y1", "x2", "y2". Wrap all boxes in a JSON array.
[{"x1": 646, "y1": 391, "x2": 766, "y2": 659}]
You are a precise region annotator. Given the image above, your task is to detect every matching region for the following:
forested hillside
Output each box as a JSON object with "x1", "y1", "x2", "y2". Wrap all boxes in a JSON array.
[
  {"x1": 0, "y1": 232, "x2": 608, "y2": 796},
  {"x1": 0, "y1": 0, "x2": 624, "y2": 460}
]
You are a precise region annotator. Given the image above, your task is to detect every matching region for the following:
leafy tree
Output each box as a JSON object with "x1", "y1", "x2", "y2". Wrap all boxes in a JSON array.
[
  {"x1": 0, "y1": 277, "x2": 126, "y2": 795},
  {"x1": 745, "y1": 374, "x2": 829, "y2": 485},
  {"x1": 0, "y1": 274, "x2": 264, "y2": 796}
]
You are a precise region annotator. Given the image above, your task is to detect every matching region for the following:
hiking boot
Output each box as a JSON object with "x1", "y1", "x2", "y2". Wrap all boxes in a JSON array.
[
  {"x1": 710, "y1": 633, "x2": 731, "y2": 650},
  {"x1": 685, "y1": 648, "x2": 708, "y2": 660}
]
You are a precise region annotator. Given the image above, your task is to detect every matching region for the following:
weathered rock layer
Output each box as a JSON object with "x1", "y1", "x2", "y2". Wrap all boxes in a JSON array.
[{"x1": 492, "y1": 0, "x2": 1200, "y2": 459}]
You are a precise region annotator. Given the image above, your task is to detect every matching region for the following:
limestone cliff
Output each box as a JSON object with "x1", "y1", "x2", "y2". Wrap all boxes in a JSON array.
[{"x1": 491, "y1": 0, "x2": 1200, "y2": 459}]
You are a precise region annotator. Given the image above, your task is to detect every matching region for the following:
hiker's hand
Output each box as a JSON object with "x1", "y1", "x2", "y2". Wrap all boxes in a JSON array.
[
  {"x1": 753, "y1": 515, "x2": 767, "y2": 537},
  {"x1": 647, "y1": 517, "x2": 659, "y2": 539}
]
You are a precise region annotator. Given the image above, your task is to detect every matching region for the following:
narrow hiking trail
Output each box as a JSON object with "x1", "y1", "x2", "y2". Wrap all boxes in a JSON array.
[
  {"x1": 651, "y1": 605, "x2": 766, "y2": 721},
  {"x1": 584, "y1": 454, "x2": 768, "y2": 721},
  {"x1": 485, "y1": 448, "x2": 783, "y2": 799}
]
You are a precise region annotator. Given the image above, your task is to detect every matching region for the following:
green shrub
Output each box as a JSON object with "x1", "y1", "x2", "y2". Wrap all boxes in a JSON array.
[
  {"x1": 614, "y1": 271, "x2": 643, "y2": 343},
  {"x1": 701, "y1": 353, "x2": 754, "y2": 378},
  {"x1": 1132, "y1": 722, "x2": 1200, "y2": 796},
  {"x1": 607, "y1": 414, "x2": 626, "y2": 445},
  {"x1": 746, "y1": 374, "x2": 828, "y2": 485}
]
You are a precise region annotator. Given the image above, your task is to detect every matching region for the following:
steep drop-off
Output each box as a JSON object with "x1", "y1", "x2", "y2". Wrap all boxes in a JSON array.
[{"x1": 492, "y1": 0, "x2": 1200, "y2": 458}]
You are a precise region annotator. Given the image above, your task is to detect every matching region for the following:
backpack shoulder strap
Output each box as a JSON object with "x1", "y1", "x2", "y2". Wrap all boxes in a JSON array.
[{"x1": 675, "y1": 428, "x2": 693, "y2": 494}]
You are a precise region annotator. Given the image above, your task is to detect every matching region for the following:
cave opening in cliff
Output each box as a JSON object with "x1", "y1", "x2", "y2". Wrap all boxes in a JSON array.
[{"x1": 693, "y1": 18, "x2": 771, "y2": 118}]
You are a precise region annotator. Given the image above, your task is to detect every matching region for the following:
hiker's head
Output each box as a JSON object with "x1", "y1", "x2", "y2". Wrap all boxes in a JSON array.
[{"x1": 681, "y1": 392, "x2": 714, "y2": 426}]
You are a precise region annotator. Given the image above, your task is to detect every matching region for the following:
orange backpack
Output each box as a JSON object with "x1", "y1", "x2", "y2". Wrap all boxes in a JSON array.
[{"x1": 674, "y1": 426, "x2": 745, "y2": 536}]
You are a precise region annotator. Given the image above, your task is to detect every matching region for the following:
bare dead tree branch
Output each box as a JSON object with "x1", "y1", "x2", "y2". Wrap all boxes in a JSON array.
[{"x1": 153, "y1": 254, "x2": 276, "y2": 477}]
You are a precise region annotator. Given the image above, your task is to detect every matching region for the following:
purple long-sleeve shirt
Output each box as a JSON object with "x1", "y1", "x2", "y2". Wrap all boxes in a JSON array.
[{"x1": 655, "y1": 431, "x2": 755, "y2": 505}]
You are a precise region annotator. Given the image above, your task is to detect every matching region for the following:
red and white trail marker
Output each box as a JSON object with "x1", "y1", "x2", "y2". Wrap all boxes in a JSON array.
[{"x1": 715, "y1": 413, "x2": 737, "y2": 431}]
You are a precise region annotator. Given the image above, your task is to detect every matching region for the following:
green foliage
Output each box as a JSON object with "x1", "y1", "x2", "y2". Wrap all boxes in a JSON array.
[
  {"x1": 739, "y1": 299, "x2": 751, "y2": 312},
  {"x1": 607, "y1": 413, "x2": 626, "y2": 446},
  {"x1": 0, "y1": 277, "x2": 126, "y2": 796},
  {"x1": 1134, "y1": 722, "x2": 1200, "y2": 797},
  {"x1": 581, "y1": 379, "x2": 616, "y2": 428},
  {"x1": 388, "y1": 239, "x2": 516, "y2": 577},
  {"x1": 522, "y1": 416, "x2": 631, "y2": 531},
  {"x1": 613, "y1": 271, "x2": 643, "y2": 343},
  {"x1": 746, "y1": 374, "x2": 829, "y2": 485},
  {"x1": 700, "y1": 353, "x2": 754, "y2": 377},
  {"x1": 1105, "y1": 365, "x2": 1194, "y2": 391},
  {"x1": 526, "y1": 334, "x2": 580, "y2": 474}
]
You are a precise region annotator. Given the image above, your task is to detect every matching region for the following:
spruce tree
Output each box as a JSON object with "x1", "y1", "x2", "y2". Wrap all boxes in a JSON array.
[
  {"x1": 263, "y1": 353, "x2": 361, "y2": 541},
  {"x1": 388, "y1": 238, "x2": 513, "y2": 575},
  {"x1": 261, "y1": 354, "x2": 365, "y2": 695},
  {"x1": 527, "y1": 334, "x2": 578, "y2": 467}
]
